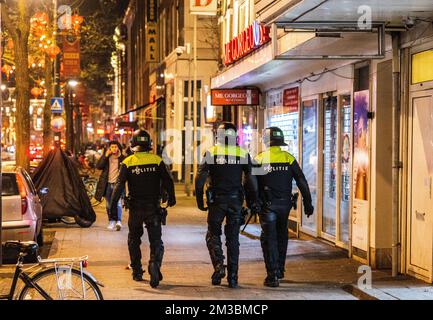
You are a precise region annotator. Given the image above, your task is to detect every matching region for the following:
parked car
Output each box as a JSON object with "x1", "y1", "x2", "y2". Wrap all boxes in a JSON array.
[
  {"x1": 1, "y1": 167, "x2": 45, "y2": 247},
  {"x1": 29, "y1": 145, "x2": 44, "y2": 161}
]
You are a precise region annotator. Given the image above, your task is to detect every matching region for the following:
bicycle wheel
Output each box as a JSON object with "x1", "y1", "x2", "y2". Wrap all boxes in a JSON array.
[{"x1": 18, "y1": 268, "x2": 103, "y2": 300}]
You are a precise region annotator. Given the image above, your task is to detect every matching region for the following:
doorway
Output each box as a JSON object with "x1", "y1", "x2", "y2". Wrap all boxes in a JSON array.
[
  {"x1": 407, "y1": 90, "x2": 433, "y2": 282},
  {"x1": 300, "y1": 93, "x2": 352, "y2": 248}
]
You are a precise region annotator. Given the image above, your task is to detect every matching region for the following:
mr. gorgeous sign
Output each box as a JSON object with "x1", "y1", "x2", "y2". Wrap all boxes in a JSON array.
[
  {"x1": 224, "y1": 21, "x2": 271, "y2": 65},
  {"x1": 211, "y1": 89, "x2": 260, "y2": 106}
]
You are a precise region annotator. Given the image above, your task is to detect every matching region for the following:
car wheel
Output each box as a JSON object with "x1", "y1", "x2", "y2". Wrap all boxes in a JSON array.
[{"x1": 36, "y1": 229, "x2": 44, "y2": 247}]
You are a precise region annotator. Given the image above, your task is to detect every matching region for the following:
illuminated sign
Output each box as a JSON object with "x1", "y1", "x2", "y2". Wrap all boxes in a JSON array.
[
  {"x1": 146, "y1": 23, "x2": 158, "y2": 62},
  {"x1": 224, "y1": 21, "x2": 271, "y2": 65},
  {"x1": 211, "y1": 89, "x2": 260, "y2": 106},
  {"x1": 190, "y1": 0, "x2": 217, "y2": 15},
  {"x1": 146, "y1": 0, "x2": 158, "y2": 62},
  {"x1": 283, "y1": 87, "x2": 299, "y2": 113}
]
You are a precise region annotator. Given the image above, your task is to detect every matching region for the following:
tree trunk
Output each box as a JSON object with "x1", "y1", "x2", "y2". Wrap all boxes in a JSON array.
[
  {"x1": 65, "y1": 91, "x2": 74, "y2": 152},
  {"x1": 43, "y1": 4, "x2": 54, "y2": 157},
  {"x1": 13, "y1": 1, "x2": 31, "y2": 171},
  {"x1": 43, "y1": 54, "x2": 54, "y2": 157}
]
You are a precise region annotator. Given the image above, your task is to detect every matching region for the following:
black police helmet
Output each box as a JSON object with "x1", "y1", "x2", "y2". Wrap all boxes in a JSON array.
[
  {"x1": 130, "y1": 129, "x2": 153, "y2": 151},
  {"x1": 216, "y1": 122, "x2": 238, "y2": 146},
  {"x1": 263, "y1": 127, "x2": 287, "y2": 147}
]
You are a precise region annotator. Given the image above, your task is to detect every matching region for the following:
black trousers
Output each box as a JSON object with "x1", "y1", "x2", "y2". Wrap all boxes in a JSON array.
[
  {"x1": 128, "y1": 202, "x2": 163, "y2": 276},
  {"x1": 206, "y1": 199, "x2": 243, "y2": 280},
  {"x1": 259, "y1": 201, "x2": 291, "y2": 277}
]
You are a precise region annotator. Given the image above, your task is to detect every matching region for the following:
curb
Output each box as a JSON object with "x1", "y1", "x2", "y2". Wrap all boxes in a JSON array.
[{"x1": 342, "y1": 284, "x2": 379, "y2": 300}]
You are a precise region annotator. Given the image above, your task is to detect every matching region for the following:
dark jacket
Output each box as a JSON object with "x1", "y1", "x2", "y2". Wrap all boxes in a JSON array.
[
  {"x1": 94, "y1": 150, "x2": 125, "y2": 201},
  {"x1": 253, "y1": 146, "x2": 312, "y2": 210},
  {"x1": 195, "y1": 144, "x2": 258, "y2": 207},
  {"x1": 110, "y1": 152, "x2": 176, "y2": 211}
]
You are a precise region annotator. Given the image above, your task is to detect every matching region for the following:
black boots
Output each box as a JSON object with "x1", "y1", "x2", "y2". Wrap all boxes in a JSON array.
[
  {"x1": 148, "y1": 262, "x2": 161, "y2": 288},
  {"x1": 276, "y1": 269, "x2": 285, "y2": 280},
  {"x1": 132, "y1": 270, "x2": 144, "y2": 282},
  {"x1": 227, "y1": 277, "x2": 239, "y2": 289},
  {"x1": 211, "y1": 265, "x2": 226, "y2": 285},
  {"x1": 211, "y1": 264, "x2": 239, "y2": 289},
  {"x1": 227, "y1": 266, "x2": 239, "y2": 289},
  {"x1": 264, "y1": 275, "x2": 279, "y2": 288},
  {"x1": 148, "y1": 245, "x2": 164, "y2": 288}
]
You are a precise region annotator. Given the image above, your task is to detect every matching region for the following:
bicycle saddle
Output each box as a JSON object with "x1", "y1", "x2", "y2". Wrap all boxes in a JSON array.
[{"x1": 5, "y1": 241, "x2": 39, "y2": 255}]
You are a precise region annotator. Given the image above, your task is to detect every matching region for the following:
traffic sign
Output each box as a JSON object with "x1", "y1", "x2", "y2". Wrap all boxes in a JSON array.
[{"x1": 51, "y1": 97, "x2": 64, "y2": 114}]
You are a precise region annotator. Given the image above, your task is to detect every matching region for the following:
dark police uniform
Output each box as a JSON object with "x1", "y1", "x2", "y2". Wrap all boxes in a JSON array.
[
  {"x1": 254, "y1": 145, "x2": 313, "y2": 286},
  {"x1": 111, "y1": 151, "x2": 175, "y2": 287},
  {"x1": 195, "y1": 144, "x2": 257, "y2": 288}
]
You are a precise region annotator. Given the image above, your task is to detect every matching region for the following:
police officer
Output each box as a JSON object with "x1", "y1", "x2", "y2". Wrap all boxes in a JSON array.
[
  {"x1": 195, "y1": 122, "x2": 258, "y2": 289},
  {"x1": 110, "y1": 129, "x2": 176, "y2": 287},
  {"x1": 254, "y1": 127, "x2": 314, "y2": 287}
]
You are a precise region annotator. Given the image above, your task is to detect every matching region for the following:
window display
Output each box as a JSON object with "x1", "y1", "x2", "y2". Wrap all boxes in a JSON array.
[
  {"x1": 322, "y1": 96, "x2": 338, "y2": 237},
  {"x1": 302, "y1": 99, "x2": 318, "y2": 231},
  {"x1": 340, "y1": 95, "x2": 351, "y2": 243}
]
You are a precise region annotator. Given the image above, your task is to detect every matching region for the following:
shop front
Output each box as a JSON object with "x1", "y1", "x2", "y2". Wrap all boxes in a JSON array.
[
  {"x1": 401, "y1": 34, "x2": 433, "y2": 283},
  {"x1": 211, "y1": 19, "x2": 396, "y2": 263},
  {"x1": 212, "y1": 0, "x2": 433, "y2": 281},
  {"x1": 210, "y1": 88, "x2": 261, "y2": 153}
]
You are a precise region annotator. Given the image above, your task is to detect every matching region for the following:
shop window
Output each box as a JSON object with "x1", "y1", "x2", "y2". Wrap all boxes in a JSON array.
[
  {"x1": 301, "y1": 99, "x2": 318, "y2": 231},
  {"x1": 354, "y1": 65, "x2": 370, "y2": 92},
  {"x1": 239, "y1": 106, "x2": 257, "y2": 153},
  {"x1": 266, "y1": 90, "x2": 298, "y2": 159},
  {"x1": 322, "y1": 96, "x2": 338, "y2": 236},
  {"x1": 183, "y1": 80, "x2": 202, "y2": 126},
  {"x1": 412, "y1": 49, "x2": 433, "y2": 84},
  {"x1": 340, "y1": 95, "x2": 351, "y2": 243}
]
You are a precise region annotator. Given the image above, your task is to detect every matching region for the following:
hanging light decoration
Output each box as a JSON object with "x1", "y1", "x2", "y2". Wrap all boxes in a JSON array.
[
  {"x1": 46, "y1": 44, "x2": 61, "y2": 60},
  {"x1": 1, "y1": 64, "x2": 12, "y2": 80},
  {"x1": 31, "y1": 87, "x2": 43, "y2": 98},
  {"x1": 71, "y1": 14, "x2": 84, "y2": 33}
]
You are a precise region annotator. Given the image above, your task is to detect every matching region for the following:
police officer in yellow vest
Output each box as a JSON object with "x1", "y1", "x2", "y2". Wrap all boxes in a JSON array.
[
  {"x1": 195, "y1": 122, "x2": 258, "y2": 288},
  {"x1": 110, "y1": 129, "x2": 176, "y2": 287},
  {"x1": 254, "y1": 127, "x2": 314, "y2": 287}
]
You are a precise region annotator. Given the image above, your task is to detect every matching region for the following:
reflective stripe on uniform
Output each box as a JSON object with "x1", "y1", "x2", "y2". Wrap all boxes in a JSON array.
[
  {"x1": 123, "y1": 152, "x2": 162, "y2": 167},
  {"x1": 255, "y1": 146, "x2": 296, "y2": 165},
  {"x1": 208, "y1": 145, "x2": 248, "y2": 158}
]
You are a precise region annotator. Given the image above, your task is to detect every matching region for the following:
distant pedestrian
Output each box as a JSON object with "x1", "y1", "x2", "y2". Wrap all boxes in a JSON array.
[{"x1": 95, "y1": 141, "x2": 125, "y2": 231}]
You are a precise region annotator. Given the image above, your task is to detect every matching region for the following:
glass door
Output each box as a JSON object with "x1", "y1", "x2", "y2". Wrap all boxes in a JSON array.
[
  {"x1": 338, "y1": 95, "x2": 352, "y2": 245},
  {"x1": 322, "y1": 95, "x2": 338, "y2": 237},
  {"x1": 301, "y1": 98, "x2": 318, "y2": 234}
]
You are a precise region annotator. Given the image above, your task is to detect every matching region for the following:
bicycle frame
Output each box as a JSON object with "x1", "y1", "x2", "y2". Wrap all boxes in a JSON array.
[{"x1": 0, "y1": 255, "x2": 53, "y2": 300}]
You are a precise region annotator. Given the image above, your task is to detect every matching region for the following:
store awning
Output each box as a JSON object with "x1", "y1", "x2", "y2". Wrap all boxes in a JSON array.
[
  {"x1": 212, "y1": 0, "x2": 433, "y2": 91},
  {"x1": 118, "y1": 96, "x2": 164, "y2": 116},
  {"x1": 268, "y1": 0, "x2": 433, "y2": 26},
  {"x1": 211, "y1": 30, "x2": 389, "y2": 91}
]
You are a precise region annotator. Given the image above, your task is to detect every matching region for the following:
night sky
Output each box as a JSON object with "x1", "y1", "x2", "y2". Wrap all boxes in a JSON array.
[{"x1": 59, "y1": 0, "x2": 129, "y2": 17}]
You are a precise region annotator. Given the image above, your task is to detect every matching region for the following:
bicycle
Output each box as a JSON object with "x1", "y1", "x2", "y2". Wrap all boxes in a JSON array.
[{"x1": 0, "y1": 241, "x2": 104, "y2": 300}]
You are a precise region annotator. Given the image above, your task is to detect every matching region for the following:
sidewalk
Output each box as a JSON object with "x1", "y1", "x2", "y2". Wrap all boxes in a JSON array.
[
  {"x1": 348, "y1": 276, "x2": 433, "y2": 300},
  {"x1": 2, "y1": 184, "x2": 431, "y2": 300}
]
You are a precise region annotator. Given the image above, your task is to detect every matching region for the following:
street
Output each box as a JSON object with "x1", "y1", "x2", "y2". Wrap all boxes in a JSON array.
[
  {"x1": 36, "y1": 186, "x2": 362, "y2": 300},
  {"x1": 2, "y1": 0, "x2": 433, "y2": 304}
]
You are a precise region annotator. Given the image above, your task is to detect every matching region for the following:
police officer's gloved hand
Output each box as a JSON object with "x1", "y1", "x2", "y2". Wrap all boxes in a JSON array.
[
  {"x1": 304, "y1": 203, "x2": 314, "y2": 218},
  {"x1": 250, "y1": 202, "x2": 261, "y2": 215},
  {"x1": 196, "y1": 198, "x2": 208, "y2": 212},
  {"x1": 168, "y1": 196, "x2": 176, "y2": 207}
]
